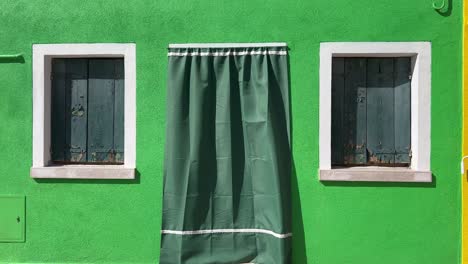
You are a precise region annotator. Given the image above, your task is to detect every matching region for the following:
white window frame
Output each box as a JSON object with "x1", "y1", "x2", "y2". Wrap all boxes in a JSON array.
[
  {"x1": 30, "y1": 43, "x2": 136, "y2": 179},
  {"x1": 319, "y1": 42, "x2": 432, "y2": 182}
]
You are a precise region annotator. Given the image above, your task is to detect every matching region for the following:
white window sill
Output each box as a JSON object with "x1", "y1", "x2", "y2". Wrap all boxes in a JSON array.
[
  {"x1": 30, "y1": 165, "x2": 135, "y2": 179},
  {"x1": 319, "y1": 167, "x2": 432, "y2": 182}
]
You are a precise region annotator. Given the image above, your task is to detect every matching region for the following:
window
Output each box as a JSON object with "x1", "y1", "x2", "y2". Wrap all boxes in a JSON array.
[
  {"x1": 331, "y1": 57, "x2": 411, "y2": 167},
  {"x1": 31, "y1": 44, "x2": 136, "y2": 179},
  {"x1": 51, "y1": 58, "x2": 124, "y2": 164},
  {"x1": 319, "y1": 42, "x2": 432, "y2": 182}
]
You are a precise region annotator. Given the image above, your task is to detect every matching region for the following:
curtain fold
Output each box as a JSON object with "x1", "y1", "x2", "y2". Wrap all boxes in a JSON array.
[{"x1": 161, "y1": 45, "x2": 291, "y2": 264}]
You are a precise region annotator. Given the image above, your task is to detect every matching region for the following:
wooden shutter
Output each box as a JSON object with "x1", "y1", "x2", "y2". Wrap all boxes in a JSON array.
[
  {"x1": 113, "y1": 59, "x2": 125, "y2": 163},
  {"x1": 51, "y1": 59, "x2": 88, "y2": 162},
  {"x1": 331, "y1": 57, "x2": 411, "y2": 166},
  {"x1": 331, "y1": 58, "x2": 345, "y2": 165},
  {"x1": 51, "y1": 59, "x2": 67, "y2": 162},
  {"x1": 366, "y1": 58, "x2": 395, "y2": 164},
  {"x1": 51, "y1": 58, "x2": 124, "y2": 164},
  {"x1": 343, "y1": 58, "x2": 367, "y2": 165},
  {"x1": 394, "y1": 58, "x2": 411, "y2": 163}
]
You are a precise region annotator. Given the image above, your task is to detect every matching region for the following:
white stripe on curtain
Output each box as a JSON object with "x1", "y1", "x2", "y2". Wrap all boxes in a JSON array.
[{"x1": 161, "y1": 228, "x2": 292, "y2": 239}]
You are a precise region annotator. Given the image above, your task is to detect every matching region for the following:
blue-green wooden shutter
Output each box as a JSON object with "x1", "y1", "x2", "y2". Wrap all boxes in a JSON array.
[
  {"x1": 113, "y1": 59, "x2": 125, "y2": 163},
  {"x1": 51, "y1": 59, "x2": 88, "y2": 162},
  {"x1": 51, "y1": 59, "x2": 67, "y2": 162},
  {"x1": 394, "y1": 58, "x2": 411, "y2": 163},
  {"x1": 366, "y1": 58, "x2": 395, "y2": 164},
  {"x1": 331, "y1": 57, "x2": 411, "y2": 166},
  {"x1": 343, "y1": 58, "x2": 367, "y2": 165},
  {"x1": 51, "y1": 58, "x2": 124, "y2": 164},
  {"x1": 88, "y1": 59, "x2": 116, "y2": 163},
  {"x1": 331, "y1": 58, "x2": 345, "y2": 165}
]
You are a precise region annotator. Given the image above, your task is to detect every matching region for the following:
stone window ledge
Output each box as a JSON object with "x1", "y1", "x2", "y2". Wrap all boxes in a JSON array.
[
  {"x1": 319, "y1": 167, "x2": 432, "y2": 182},
  {"x1": 30, "y1": 165, "x2": 135, "y2": 179}
]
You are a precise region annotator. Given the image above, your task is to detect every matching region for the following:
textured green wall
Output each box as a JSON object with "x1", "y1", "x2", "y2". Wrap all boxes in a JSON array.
[{"x1": 0, "y1": 0, "x2": 462, "y2": 263}]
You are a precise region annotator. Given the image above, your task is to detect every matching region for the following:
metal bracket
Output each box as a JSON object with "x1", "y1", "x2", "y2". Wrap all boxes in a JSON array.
[
  {"x1": 460, "y1": 156, "x2": 468, "y2": 175},
  {"x1": 432, "y1": 0, "x2": 445, "y2": 10}
]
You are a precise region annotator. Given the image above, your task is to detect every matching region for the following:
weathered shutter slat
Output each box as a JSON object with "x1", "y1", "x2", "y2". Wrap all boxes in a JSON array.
[
  {"x1": 64, "y1": 59, "x2": 88, "y2": 162},
  {"x1": 87, "y1": 59, "x2": 116, "y2": 163},
  {"x1": 113, "y1": 59, "x2": 125, "y2": 163},
  {"x1": 366, "y1": 58, "x2": 395, "y2": 164},
  {"x1": 331, "y1": 58, "x2": 345, "y2": 165},
  {"x1": 394, "y1": 58, "x2": 411, "y2": 164},
  {"x1": 343, "y1": 58, "x2": 367, "y2": 165},
  {"x1": 51, "y1": 59, "x2": 67, "y2": 161}
]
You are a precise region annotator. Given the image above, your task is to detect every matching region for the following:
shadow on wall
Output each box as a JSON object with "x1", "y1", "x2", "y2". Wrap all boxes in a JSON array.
[
  {"x1": 287, "y1": 54, "x2": 308, "y2": 263},
  {"x1": 292, "y1": 162, "x2": 308, "y2": 263},
  {"x1": 433, "y1": 0, "x2": 452, "y2": 16}
]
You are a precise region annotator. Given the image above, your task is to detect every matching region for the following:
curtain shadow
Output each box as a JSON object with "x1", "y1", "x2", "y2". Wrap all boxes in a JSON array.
[
  {"x1": 292, "y1": 161, "x2": 308, "y2": 263},
  {"x1": 287, "y1": 52, "x2": 308, "y2": 263}
]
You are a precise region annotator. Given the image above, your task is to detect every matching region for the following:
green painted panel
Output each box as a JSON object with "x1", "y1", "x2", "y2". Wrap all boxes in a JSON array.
[
  {"x1": 331, "y1": 58, "x2": 345, "y2": 165},
  {"x1": 64, "y1": 59, "x2": 88, "y2": 162},
  {"x1": 0, "y1": 196, "x2": 25, "y2": 243},
  {"x1": 394, "y1": 57, "x2": 411, "y2": 164},
  {"x1": 366, "y1": 58, "x2": 395, "y2": 164},
  {"x1": 343, "y1": 58, "x2": 367, "y2": 165},
  {"x1": 113, "y1": 59, "x2": 125, "y2": 163},
  {"x1": 88, "y1": 59, "x2": 116, "y2": 163},
  {"x1": 51, "y1": 59, "x2": 67, "y2": 162}
]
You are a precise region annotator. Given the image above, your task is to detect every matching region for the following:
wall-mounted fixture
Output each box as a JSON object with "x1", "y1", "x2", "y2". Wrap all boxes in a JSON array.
[
  {"x1": 0, "y1": 53, "x2": 24, "y2": 63},
  {"x1": 432, "y1": 0, "x2": 446, "y2": 10},
  {"x1": 461, "y1": 156, "x2": 468, "y2": 174}
]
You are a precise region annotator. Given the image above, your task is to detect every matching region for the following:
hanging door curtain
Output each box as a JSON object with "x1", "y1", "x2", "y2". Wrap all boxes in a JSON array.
[{"x1": 161, "y1": 43, "x2": 292, "y2": 264}]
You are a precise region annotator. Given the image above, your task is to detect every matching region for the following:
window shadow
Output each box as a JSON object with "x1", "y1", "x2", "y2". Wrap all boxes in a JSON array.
[{"x1": 287, "y1": 53, "x2": 308, "y2": 263}]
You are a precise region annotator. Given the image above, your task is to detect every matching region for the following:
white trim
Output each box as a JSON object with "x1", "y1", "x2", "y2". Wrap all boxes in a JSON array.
[
  {"x1": 168, "y1": 50, "x2": 287, "y2": 57},
  {"x1": 31, "y1": 43, "x2": 136, "y2": 179},
  {"x1": 320, "y1": 167, "x2": 432, "y2": 182},
  {"x1": 30, "y1": 165, "x2": 134, "y2": 179},
  {"x1": 161, "y1": 229, "x2": 292, "y2": 239},
  {"x1": 169, "y1": 42, "x2": 287, "y2": 48},
  {"x1": 319, "y1": 42, "x2": 431, "y2": 181}
]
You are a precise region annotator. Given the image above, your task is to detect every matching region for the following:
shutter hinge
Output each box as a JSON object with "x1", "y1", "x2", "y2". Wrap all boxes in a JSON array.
[
  {"x1": 408, "y1": 74, "x2": 412, "y2": 80},
  {"x1": 50, "y1": 73, "x2": 53, "y2": 80}
]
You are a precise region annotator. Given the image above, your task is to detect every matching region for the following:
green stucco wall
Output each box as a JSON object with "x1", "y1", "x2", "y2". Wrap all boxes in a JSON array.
[{"x1": 0, "y1": 0, "x2": 462, "y2": 263}]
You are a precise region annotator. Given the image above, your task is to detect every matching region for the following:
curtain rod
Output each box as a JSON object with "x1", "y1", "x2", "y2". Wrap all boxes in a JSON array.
[{"x1": 169, "y1": 43, "x2": 287, "y2": 48}]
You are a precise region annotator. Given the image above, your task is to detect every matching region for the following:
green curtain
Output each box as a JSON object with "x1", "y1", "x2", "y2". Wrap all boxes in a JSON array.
[{"x1": 161, "y1": 45, "x2": 292, "y2": 264}]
